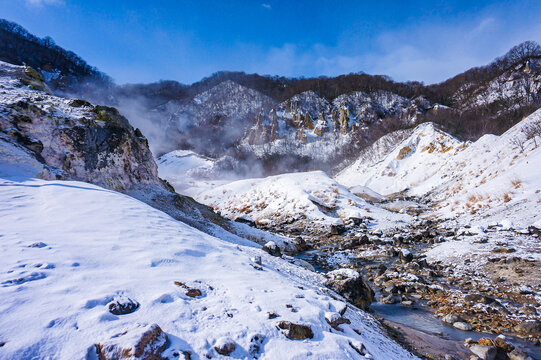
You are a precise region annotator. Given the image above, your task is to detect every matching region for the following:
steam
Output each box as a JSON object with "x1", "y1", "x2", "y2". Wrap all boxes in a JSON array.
[{"x1": 114, "y1": 95, "x2": 179, "y2": 157}]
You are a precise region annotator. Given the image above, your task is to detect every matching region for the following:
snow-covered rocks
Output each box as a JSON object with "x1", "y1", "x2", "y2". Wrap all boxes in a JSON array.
[
  {"x1": 195, "y1": 170, "x2": 411, "y2": 236},
  {"x1": 93, "y1": 324, "x2": 168, "y2": 360},
  {"x1": 324, "y1": 269, "x2": 375, "y2": 310}
]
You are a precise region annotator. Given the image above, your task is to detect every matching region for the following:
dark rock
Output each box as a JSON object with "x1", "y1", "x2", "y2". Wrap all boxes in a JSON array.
[
  {"x1": 493, "y1": 335, "x2": 513, "y2": 352},
  {"x1": 339, "y1": 237, "x2": 359, "y2": 250},
  {"x1": 262, "y1": 241, "x2": 282, "y2": 257},
  {"x1": 295, "y1": 237, "x2": 310, "y2": 252},
  {"x1": 267, "y1": 312, "x2": 279, "y2": 319},
  {"x1": 108, "y1": 296, "x2": 139, "y2": 315},
  {"x1": 28, "y1": 242, "x2": 47, "y2": 248},
  {"x1": 69, "y1": 99, "x2": 92, "y2": 107},
  {"x1": 399, "y1": 249, "x2": 413, "y2": 263},
  {"x1": 325, "y1": 269, "x2": 374, "y2": 310},
  {"x1": 185, "y1": 289, "x2": 202, "y2": 298},
  {"x1": 277, "y1": 321, "x2": 314, "y2": 340},
  {"x1": 330, "y1": 224, "x2": 346, "y2": 235},
  {"x1": 249, "y1": 334, "x2": 265, "y2": 355},
  {"x1": 234, "y1": 215, "x2": 255, "y2": 226},
  {"x1": 95, "y1": 324, "x2": 167, "y2": 360},
  {"x1": 464, "y1": 293, "x2": 496, "y2": 305},
  {"x1": 325, "y1": 312, "x2": 351, "y2": 330},
  {"x1": 214, "y1": 338, "x2": 236, "y2": 356}
]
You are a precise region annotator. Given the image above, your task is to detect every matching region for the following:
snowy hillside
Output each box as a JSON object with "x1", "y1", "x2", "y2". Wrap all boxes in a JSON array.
[
  {"x1": 336, "y1": 111, "x2": 541, "y2": 227},
  {"x1": 156, "y1": 150, "x2": 228, "y2": 196},
  {"x1": 196, "y1": 171, "x2": 411, "y2": 233},
  {"x1": 425, "y1": 109, "x2": 541, "y2": 226},
  {"x1": 336, "y1": 122, "x2": 468, "y2": 195},
  {"x1": 0, "y1": 173, "x2": 417, "y2": 360}
]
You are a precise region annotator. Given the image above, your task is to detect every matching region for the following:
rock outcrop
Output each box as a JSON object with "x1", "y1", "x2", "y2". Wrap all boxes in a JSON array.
[{"x1": 324, "y1": 268, "x2": 374, "y2": 310}]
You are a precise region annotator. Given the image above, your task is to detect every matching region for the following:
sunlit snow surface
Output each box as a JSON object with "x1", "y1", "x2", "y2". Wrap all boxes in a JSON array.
[{"x1": 0, "y1": 173, "x2": 417, "y2": 359}]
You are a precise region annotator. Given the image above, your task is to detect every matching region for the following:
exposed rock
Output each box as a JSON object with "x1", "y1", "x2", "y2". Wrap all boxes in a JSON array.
[
  {"x1": 214, "y1": 337, "x2": 236, "y2": 356},
  {"x1": 442, "y1": 313, "x2": 462, "y2": 324},
  {"x1": 251, "y1": 255, "x2": 262, "y2": 265},
  {"x1": 325, "y1": 311, "x2": 351, "y2": 330},
  {"x1": 173, "y1": 281, "x2": 203, "y2": 298},
  {"x1": 28, "y1": 242, "x2": 47, "y2": 248},
  {"x1": 380, "y1": 294, "x2": 397, "y2": 304},
  {"x1": 508, "y1": 349, "x2": 534, "y2": 360},
  {"x1": 469, "y1": 344, "x2": 497, "y2": 360},
  {"x1": 262, "y1": 241, "x2": 282, "y2": 257},
  {"x1": 464, "y1": 293, "x2": 496, "y2": 305},
  {"x1": 399, "y1": 249, "x2": 413, "y2": 263},
  {"x1": 248, "y1": 334, "x2": 265, "y2": 356},
  {"x1": 69, "y1": 99, "x2": 92, "y2": 107},
  {"x1": 514, "y1": 320, "x2": 541, "y2": 336},
  {"x1": 452, "y1": 321, "x2": 472, "y2": 331},
  {"x1": 330, "y1": 224, "x2": 346, "y2": 235},
  {"x1": 20, "y1": 66, "x2": 49, "y2": 92},
  {"x1": 277, "y1": 321, "x2": 314, "y2": 340},
  {"x1": 324, "y1": 269, "x2": 374, "y2": 310},
  {"x1": 95, "y1": 324, "x2": 167, "y2": 360},
  {"x1": 493, "y1": 335, "x2": 513, "y2": 352},
  {"x1": 108, "y1": 295, "x2": 139, "y2": 315}
]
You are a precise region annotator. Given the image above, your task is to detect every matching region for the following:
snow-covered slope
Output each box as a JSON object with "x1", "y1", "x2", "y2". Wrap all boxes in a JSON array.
[
  {"x1": 425, "y1": 109, "x2": 541, "y2": 226},
  {"x1": 196, "y1": 170, "x2": 411, "y2": 232},
  {"x1": 336, "y1": 111, "x2": 541, "y2": 227},
  {"x1": 156, "y1": 150, "x2": 228, "y2": 195},
  {"x1": 0, "y1": 173, "x2": 417, "y2": 360},
  {"x1": 336, "y1": 122, "x2": 467, "y2": 195}
]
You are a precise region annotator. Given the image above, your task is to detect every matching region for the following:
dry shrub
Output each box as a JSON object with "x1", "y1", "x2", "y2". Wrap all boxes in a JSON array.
[
  {"x1": 511, "y1": 179, "x2": 522, "y2": 189},
  {"x1": 503, "y1": 193, "x2": 512, "y2": 203}
]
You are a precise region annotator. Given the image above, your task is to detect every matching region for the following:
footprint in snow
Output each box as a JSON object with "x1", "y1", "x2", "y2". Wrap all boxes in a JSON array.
[
  {"x1": 1, "y1": 271, "x2": 46, "y2": 287},
  {"x1": 27, "y1": 242, "x2": 47, "y2": 248}
]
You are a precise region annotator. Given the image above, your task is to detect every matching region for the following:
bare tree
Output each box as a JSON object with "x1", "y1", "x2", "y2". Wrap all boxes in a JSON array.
[
  {"x1": 522, "y1": 121, "x2": 541, "y2": 148},
  {"x1": 510, "y1": 136, "x2": 527, "y2": 153}
]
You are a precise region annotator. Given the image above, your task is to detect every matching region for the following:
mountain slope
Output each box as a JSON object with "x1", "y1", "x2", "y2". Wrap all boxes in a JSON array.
[
  {"x1": 337, "y1": 110, "x2": 541, "y2": 227},
  {"x1": 0, "y1": 174, "x2": 418, "y2": 360},
  {"x1": 336, "y1": 122, "x2": 467, "y2": 195}
]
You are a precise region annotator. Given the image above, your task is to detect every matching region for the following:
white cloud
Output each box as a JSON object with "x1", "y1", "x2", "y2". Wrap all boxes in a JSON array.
[
  {"x1": 23, "y1": 0, "x2": 64, "y2": 7},
  {"x1": 261, "y1": 3, "x2": 271, "y2": 10},
  {"x1": 225, "y1": 12, "x2": 541, "y2": 84}
]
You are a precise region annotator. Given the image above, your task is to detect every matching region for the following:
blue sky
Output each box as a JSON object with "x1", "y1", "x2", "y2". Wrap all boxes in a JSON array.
[{"x1": 2, "y1": 0, "x2": 541, "y2": 84}]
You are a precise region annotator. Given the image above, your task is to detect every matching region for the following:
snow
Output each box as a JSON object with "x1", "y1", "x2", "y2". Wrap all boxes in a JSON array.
[
  {"x1": 336, "y1": 111, "x2": 541, "y2": 228},
  {"x1": 156, "y1": 150, "x2": 229, "y2": 196},
  {"x1": 336, "y1": 122, "x2": 467, "y2": 195},
  {"x1": 195, "y1": 170, "x2": 411, "y2": 231},
  {"x1": 0, "y1": 171, "x2": 417, "y2": 359}
]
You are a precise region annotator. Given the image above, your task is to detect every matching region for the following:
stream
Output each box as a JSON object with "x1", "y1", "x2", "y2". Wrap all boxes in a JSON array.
[{"x1": 296, "y1": 248, "x2": 541, "y2": 359}]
